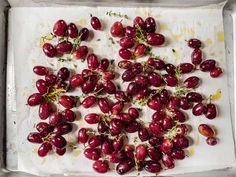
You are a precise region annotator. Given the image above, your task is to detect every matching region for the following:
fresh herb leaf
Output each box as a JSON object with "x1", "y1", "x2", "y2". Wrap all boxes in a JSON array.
[
  {"x1": 109, "y1": 37, "x2": 115, "y2": 44},
  {"x1": 106, "y1": 10, "x2": 129, "y2": 19}
]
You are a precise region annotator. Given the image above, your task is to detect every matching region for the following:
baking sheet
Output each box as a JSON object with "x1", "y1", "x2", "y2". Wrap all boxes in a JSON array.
[{"x1": 7, "y1": 3, "x2": 236, "y2": 176}]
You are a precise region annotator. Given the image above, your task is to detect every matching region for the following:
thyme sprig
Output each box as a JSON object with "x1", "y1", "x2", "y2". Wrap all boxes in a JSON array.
[
  {"x1": 137, "y1": 87, "x2": 164, "y2": 106},
  {"x1": 164, "y1": 124, "x2": 178, "y2": 139},
  {"x1": 106, "y1": 10, "x2": 128, "y2": 19},
  {"x1": 173, "y1": 86, "x2": 191, "y2": 97}
]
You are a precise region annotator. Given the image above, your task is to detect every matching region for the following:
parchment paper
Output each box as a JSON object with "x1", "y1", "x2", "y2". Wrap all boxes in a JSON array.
[{"x1": 7, "y1": 3, "x2": 236, "y2": 176}]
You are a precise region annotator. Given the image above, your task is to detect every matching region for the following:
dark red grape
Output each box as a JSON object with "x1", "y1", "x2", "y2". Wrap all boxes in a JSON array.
[
  {"x1": 115, "y1": 91, "x2": 130, "y2": 102},
  {"x1": 39, "y1": 103, "x2": 50, "y2": 120},
  {"x1": 186, "y1": 92, "x2": 203, "y2": 102},
  {"x1": 162, "y1": 154, "x2": 175, "y2": 169},
  {"x1": 135, "y1": 144, "x2": 147, "y2": 161},
  {"x1": 49, "y1": 112, "x2": 63, "y2": 126},
  {"x1": 192, "y1": 102, "x2": 207, "y2": 116},
  {"x1": 110, "y1": 21, "x2": 124, "y2": 37},
  {"x1": 184, "y1": 76, "x2": 200, "y2": 88},
  {"x1": 204, "y1": 103, "x2": 217, "y2": 119},
  {"x1": 167, "y1": 96, "x2": 180, "y2": 110},
  {"x1": 118, "y1": 60, "x2": 133, "y2": 69},
  {"x1": 36, "y1": 122, "x2": 52, "y2": 136},
  {"x1": 38, "y1": 142, "x2": 52, "y2": 157},
  {"x1": 109, "y1": 118, "x2": 123, "y2": 135},
  {"x1": 82, "y1": 80, "x2": 96, "y2": 94},
  {"x1": 149, "y1": 136, "x2": 162, "y2": 146},
  {"x1": 56, "y1": 41, "x2": 73, "y2": 54},
  {"x1": 56, "y1": 148, "x2": 66, "y2": 156},
  {"x1": 69, "y1": 74, "x2": 84, "y2": 88},
  {"x1": 160, "y1": 139, "x2": 173, "y2": 154},
  {"x1": 33, "y1": 66, "x2": 48, "y2": 76},
  {"x1": 126, "y1": 82, "x2": 140, "y2": 95},
  {"x1": 84, "y1": 113, "x2": 100, "y2": 124},
  {"x1": 98, "y1": 58, "x2": 109, "y2": 72},
  {"x1": 82, "y1": 96, "x2": 96, "y2": 108},
  {"x1": 74, "y1": 45, "x2": 88, "y2": 59},
  {"x1": 53, "y1": 122, "x2": 73, "y2": 136},
  {"x1": 67, "y1": 23, "x2": 78, "y2": 38},
  {"x1": 62, "y1": 109, "x2": 76, "y2": 122},
  {"x1": 125, "y1": 121, "x2": 140, "y2": 133},
  {"x1": 138, "y1": 128, "x2": 149, "y2": 142},
  {"x1": 149, "y1": 122, "x2": 163, "y2": 136},
  {"x1": 133, "y1": 16, "x2": 145, "y2": 30},
  {"x1": 98, "y1": 98, "x2": 110, "y2": 113},
  {"x1": 51, "y1": 135, "x2": 67, "y2": 148},
  {"x1": 101, "y1": 140, "x2": 113, "y2": 155},
  {"x1": 147, "y1": 33, "x2": 165, "y2": 46},
  {"x1": 42, "y1": 43, "x2": 57, "y2": 57},
  {"x1": 27, "y1": 93, "x2": 43, "y2": 106},
  {"x1": 171, "y1": 149, "x2": 185, "y2": 160},
  {"x1": 134, "y1": 44, "x2": 146, "y2": 58},
  {"x1": 179, "y1": 63, "x2": 194, "y2": 74},
  {"x1": 200, "y1": 59, "x2": 216, "y2": 72},
  {"x1": 180, "y1": 97, "x2": 191, "y2": 110},
  {"x1": 109, "y1": 151, "x2": 125, "y2": 163},
  {"x1": 53, "y1": 19, "x2": 67, "y2": 36},
  {"x1": 145, "y1": 17, "x2": 156, "y2": 33},
  {"x1": 176, "y1": 124, "x2": 188, "y2": 135},
  {"x1": 147, "y1": 99, "x2": 162, "y2": 111},
  {"x1": 173, "y1": 135, "x2": 189, "y2": 149},
  {"x1": 163, "y1": 74, "x2": 178, "y2": 87},
  {"x1": 36, "y1": 79, "x2": 48, "y2": 94},
  {"x1": 98, "y1": 121, "x2": 109, "y2": 133},
  {"x1": 27, "y1": 132, "x2": 43, "y2": 143},
  {"x1": 57, "y1": 67, "x2": 70, "y2": 81},
  {"x1": 125, "y1": 26, "x2": 136, "y2": 37},
  {"x1": 191, "y1": 48, "x2": 202, "y2": 65},
  {"x1": 120, "y1": 36, "x2": 134, "y2": 48},
  {"x1": 45, "y1": 74, "x2": 57, "y2": 86},
  {"x1": 144, "y1": 160, "x2": 161, "y2": 173},
  {"x1": 93, "y1": 160, "x2": 109, "y2": 173},
  {"x1": 87, "y1": 54, "x2": 99, "y2": 70},
  {"x1": 79, "y1": 28, "x2": 89, "y2": 41},
  {"x1": 206, "y1": 137, "x2": 217, "y2": 145},
  {"x1": 77, "y1": 128, "x2": 89, "y2": 144},
  {"x1": 112, "y1": 137, "x2": 124, "y2": 151},
  {"x1": 88, "y1": 135, "x2": 103, "y2": 148},
  {"x1": 119, "y1": 48, "x2": 132, "y2": 60},
  {"x1": 91, "y1": 16, "x2": 102, "y2": 30},
  {"x1": 148, "y1": 72, "x2": 162, "y2": 87},
  {"x1": 210, "y1": 67, "x2": 223, "y2": 78},
  {"x1": 111, "y1": 102, "x2": 124, "y2": 115},
  {"x1": 147, "y1": 147, "x2": 161, "y2": 161},
  {"x1": 59, "y1": 95, "x2": 75, "y2": 109},
  {"x1": 116, "y1": 159, "x2": 134, "y2": 175},
  {"x1": 188, "y1": 38, "x2": 201, "y2": 48},
  {"x1": 84, "y1": 148, "x2": 101, "y2": 161},
  {"x1": 147, "y1": 58, "x2": 165, "y2": 70},
  {"x1": 103, "y1": 80, "x2": 116, "y2": 94}
]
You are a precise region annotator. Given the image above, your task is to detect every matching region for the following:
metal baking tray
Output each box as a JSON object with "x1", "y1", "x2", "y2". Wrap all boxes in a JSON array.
[{"x1": 1, "y1": 0, "x2": 236, "y2": 176}]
